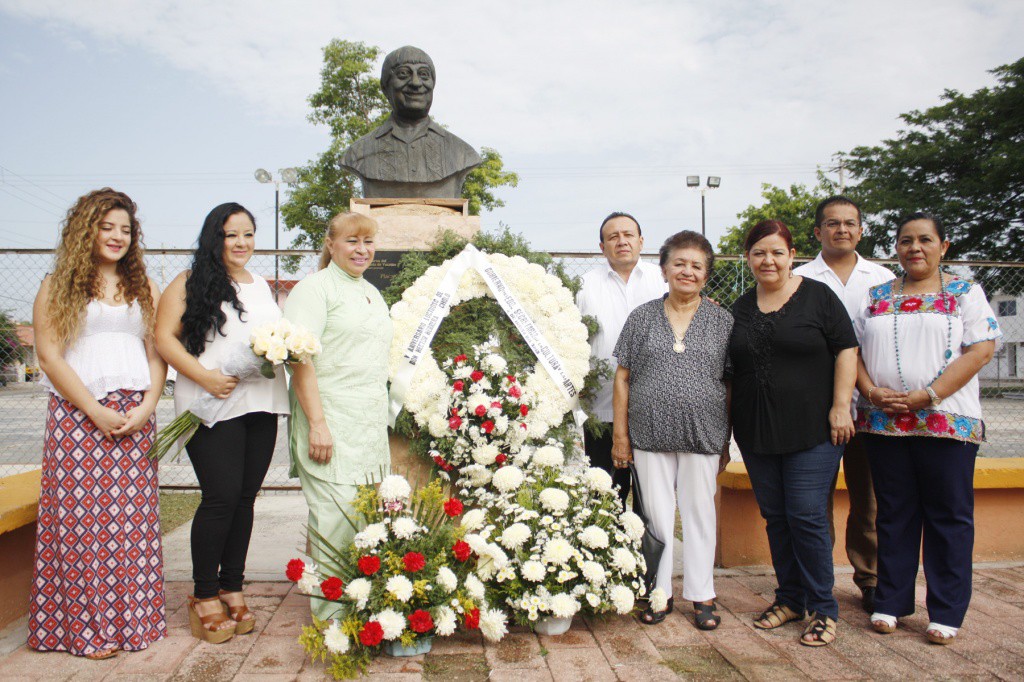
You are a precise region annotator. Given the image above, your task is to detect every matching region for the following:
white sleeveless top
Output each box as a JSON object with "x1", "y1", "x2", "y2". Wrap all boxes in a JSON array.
[
  {"x1": 173, "y1": 275, "x2": 289, "y2": 422},
  {"x1": 41, "y1": 301, "x2": 152, "y2": 399}
]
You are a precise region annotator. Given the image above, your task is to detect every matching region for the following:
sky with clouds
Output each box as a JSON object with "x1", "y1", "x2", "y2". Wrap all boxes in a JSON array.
[{"x1": 1, "y1": 0, "x2": 1022, "y2": 259}]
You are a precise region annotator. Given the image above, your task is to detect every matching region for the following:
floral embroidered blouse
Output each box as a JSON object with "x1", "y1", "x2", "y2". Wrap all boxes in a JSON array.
[{"x1": 852, "y1": 276, "x2": 1002, "y2": 443}]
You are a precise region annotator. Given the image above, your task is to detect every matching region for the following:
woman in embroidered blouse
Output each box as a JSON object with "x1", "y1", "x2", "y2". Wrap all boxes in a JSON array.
[
  {"x1": 854, "y1": 213, "x2": 999, "y2": 645},
  {"x1": 283, "y1": 212, "x2": 393, "y2": 622},
  {"x1": 30, "y1": 188, "x2": 166, "y2": 660},
  {"x1": 611, "y1": 230, "x2": 733, "y2": 630},
  {"x1": 728, "y1": 220, "x2": 859, "y2": 647}
]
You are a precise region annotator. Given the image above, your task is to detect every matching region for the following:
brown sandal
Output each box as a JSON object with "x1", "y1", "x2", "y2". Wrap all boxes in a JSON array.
[
  {"x1": 188, "y1": 595, "x2": 236, "y2": 643},
  {"x1": 800, "y1": 613, "x2": 837, "y2": 647},
  {"x1": 219, "y1": 589, "x2": 255, "y2": 635},
  {"x1": 753, "y1": 602, "x2": 805, "y2": 630},
  {"x1": 84, "y1": 647, "x2": 119, "y2": 660}
]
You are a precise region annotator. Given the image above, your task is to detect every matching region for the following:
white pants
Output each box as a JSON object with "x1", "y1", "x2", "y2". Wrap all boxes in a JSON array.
[{"x1": 633, "y1": 449, "x2": 720, "y2": 602}]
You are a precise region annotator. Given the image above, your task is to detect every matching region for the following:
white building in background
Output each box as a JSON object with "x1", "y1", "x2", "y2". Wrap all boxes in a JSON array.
[{"x1": 980, "y1": 293, "x2": 1024, "y2": 381}]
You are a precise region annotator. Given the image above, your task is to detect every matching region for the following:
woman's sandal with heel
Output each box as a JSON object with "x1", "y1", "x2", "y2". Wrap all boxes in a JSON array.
[
  {"x1": 188, "y1": 595, "x2": 236, "y2": 643},
  {"x1": 639, "y1": 597, "x2": 674, "y2": 625},
  {"x1": 693, "y1": 601, "x2": 721, "y2": 630},
  {"x1": 219, "y1": 590, "x2": 256, "y2": 635}
]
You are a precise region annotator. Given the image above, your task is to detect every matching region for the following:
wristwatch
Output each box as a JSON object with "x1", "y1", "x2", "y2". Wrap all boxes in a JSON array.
[{"x1": 925, "y1": 385, "x2": 943, "y2": 407}]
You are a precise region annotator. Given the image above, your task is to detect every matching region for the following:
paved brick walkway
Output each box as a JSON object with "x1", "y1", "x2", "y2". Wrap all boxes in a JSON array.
[{"x1": 2, "y1": 565, "x2": 1023, "y2": 680}]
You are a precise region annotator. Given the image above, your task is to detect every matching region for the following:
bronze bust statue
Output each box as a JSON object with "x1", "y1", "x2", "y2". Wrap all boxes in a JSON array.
[{"x1": 341, "y1": 46, "x2": 482, "y2": 199}]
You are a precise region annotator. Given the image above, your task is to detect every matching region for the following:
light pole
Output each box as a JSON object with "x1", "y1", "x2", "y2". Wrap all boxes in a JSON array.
[
  {"x1": 686, "y1": 175, "x2": 721, "y2": 237},
  {"x1": 254, "y1": 167, "x2": 298, "y2": 293}
]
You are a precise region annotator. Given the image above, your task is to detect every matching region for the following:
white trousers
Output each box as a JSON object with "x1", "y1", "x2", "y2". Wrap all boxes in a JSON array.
[{"x1": 633, "y1": 449, "x2": 720, "y2": 602}]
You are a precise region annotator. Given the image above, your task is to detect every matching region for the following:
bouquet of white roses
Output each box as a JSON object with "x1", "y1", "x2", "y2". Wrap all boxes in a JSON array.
[
  {"x1": 250, "y1": 317, "x2": 322, "y2": 379},
  {"x1": 148, "y1": 319, "x2": 320, "y2": 461},
  {"x1": 288, "y1": 475, "x2": 508, "y2": 679},
  {"x1": 460, "y1": 444, "x2": 649, "y2": 627}
]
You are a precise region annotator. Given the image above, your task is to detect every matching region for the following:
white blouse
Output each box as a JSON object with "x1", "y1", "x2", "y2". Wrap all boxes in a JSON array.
[
  {"x1": 41, "y1": 301, "x2": 152, "y2": 399},
  {"x1": 174, "y1": 275, "x2": 289, "y2": 422},
  {"x1": 853, "y1": 276, "x2": 1001, "y2": 443}
]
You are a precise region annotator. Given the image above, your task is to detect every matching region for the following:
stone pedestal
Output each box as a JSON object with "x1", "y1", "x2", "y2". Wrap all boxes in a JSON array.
[{"x1": 350, "y1": 198, "x2": 480, "y2": 250}]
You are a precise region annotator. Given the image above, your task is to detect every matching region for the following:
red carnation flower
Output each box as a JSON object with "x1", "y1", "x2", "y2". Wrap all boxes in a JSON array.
[
  {"x1": 926, "y1": 413, "x2": 949, "y2": 433},
  {"x1": 895, "y1": 413, "x2": 919, "y2": 432},
  {"x1": 506, "y1": 375, "x2": 517, "y2": 383},
  {"x1": 357, "y1": 555, "x2": 381, "y2": 576},
  {"x1": 452, "y1": 540, "x2": 471, "y2": 562},
  {"x1": 899, "y1": 297, "x2": 923, "y2": 312},
  {"x1": 508, "y1": 385, "x2": 522, "y2": 398},
  {"x1": 481, "y1": 420, "x2": 495, "y2": 434},
  {"x1": 520, "y1": 404, "x2": 529, "y2": 417},
  {"x1": 403, "y1": 551, "x2": 427, "y2": 573},
  {"x1": 408, "y1": 609, "x2": 434, "y2": 634},
  {"x1": 320, "y1": 576, "x2": 344, "y2": 600},
  {"x1": 286, "y1": 558, "x2": 305, "y2": 582},
  {"x1": 453, "y1": 380, "x2": 465, "y2": 392},
  {"x1": 359, "y1": 621, "x2": 384, "y2": 646},
  {"x1": 490, "y1": 401, "x2": 502, "y2": 410},
  {"x1": 443, "y1": 498, "x2": 464, "y2": 517},
  {"x1": 474, "y1": 404, "x2": 487, "y2": 417},
  {"x1": 471, "y1": 370, "x2": 485, "y2": 382},
  {"x1": 495, "y1": 453, "x2": 508, "y2": 465},
  {"x1": 454, "y1": 354, "x2": 468, "y2": 364},
  {"x1": 465, "y1": 608, "x2": 480, "y2": 629},
  {"x1": 449, "y1": 415, "x2": 463, "y2": 430}
]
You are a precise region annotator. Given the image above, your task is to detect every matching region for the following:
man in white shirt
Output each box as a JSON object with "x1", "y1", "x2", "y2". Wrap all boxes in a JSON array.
[
  {"x1": 576, "y1": 212, "x2": 667, "y2": 508},
  {"x1": 793, "y1": 196, "x2": 895, "y2": 613}
]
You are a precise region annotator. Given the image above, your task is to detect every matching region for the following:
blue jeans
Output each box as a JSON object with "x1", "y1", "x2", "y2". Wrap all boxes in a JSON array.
[{"x1": 743, "y1": 441, "x2": 844, "y2": 620}]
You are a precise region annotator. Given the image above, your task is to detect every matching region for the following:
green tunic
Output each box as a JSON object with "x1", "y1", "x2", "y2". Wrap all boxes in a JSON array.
[{"x1": 283, "y1": 261, "x2": 393, "y2": 484}]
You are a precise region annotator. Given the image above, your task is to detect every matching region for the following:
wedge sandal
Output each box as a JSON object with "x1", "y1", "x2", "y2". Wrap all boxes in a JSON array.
[
  {"x1": 693, "y1": 601, "x2": 721, "y2": 631},
  {"x1": 188, "y1": 595, "x2": 236, "y2": 643},
  {"x1": 219, "y1": 589, "x2": 256, "y2": 635}
]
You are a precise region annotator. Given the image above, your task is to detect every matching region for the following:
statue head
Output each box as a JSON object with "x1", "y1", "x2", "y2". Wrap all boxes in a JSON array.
[{"x1": 380, "y1": 46, "x2": 436, "y2": 121}]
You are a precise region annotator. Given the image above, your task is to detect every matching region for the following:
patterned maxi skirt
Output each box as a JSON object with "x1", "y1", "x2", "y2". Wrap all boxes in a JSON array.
[{"x1": 28, "y1": 389, "x2": 166, "y2": 655}]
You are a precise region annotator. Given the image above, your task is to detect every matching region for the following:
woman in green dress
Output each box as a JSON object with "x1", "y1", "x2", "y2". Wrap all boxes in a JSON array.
[{"x1": 283, "y1": 212, "x2": 393, "y2": 621}]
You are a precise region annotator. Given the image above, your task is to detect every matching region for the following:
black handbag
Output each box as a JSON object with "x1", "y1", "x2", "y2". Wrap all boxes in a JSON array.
[{"x1": 628, "y1": 463, "x2": 665, "y2": 596}]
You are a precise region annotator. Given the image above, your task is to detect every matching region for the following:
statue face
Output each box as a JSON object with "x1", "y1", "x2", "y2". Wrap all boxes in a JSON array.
[{"x1": 386, "y1": 62, "x2": 434, "y2": 119}]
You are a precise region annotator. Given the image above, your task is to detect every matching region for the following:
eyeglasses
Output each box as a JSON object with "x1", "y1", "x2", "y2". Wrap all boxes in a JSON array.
[{"x1": 821, "y1": 220, "x2": 860, "y2": 230}]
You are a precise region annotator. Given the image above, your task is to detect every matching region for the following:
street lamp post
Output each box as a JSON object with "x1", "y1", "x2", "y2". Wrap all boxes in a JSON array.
[
  {"x1": 686, "y1": 175, "x2": 721, "y2": 237},
  {"x1": 255, "y1": 167, "x2": 298, "y2": 296}
]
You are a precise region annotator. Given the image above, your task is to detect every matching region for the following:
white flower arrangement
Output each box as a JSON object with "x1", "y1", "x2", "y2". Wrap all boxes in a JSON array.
[
  {"x1": 323, "y1": 621, "x2": 351, "y2": 655},
  {"x1": 378, "y1": 475, "x2": 412, "y2": 502},
  {"x1": 386, "y1": 575, "x2": 414, "y2": 602},
  {"x1": 389, "y1": 250, "x2": 592, "y2": 461}
]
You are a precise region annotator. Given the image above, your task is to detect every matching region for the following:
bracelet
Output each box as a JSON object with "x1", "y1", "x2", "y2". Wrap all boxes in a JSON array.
[{"x1": 867, "y1": 387, "x2": 878, "y2": 405}]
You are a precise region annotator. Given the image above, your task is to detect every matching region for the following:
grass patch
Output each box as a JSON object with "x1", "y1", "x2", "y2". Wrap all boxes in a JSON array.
[
  {"x1": 422, "y1": 653, "x2": 489, "y2": 682},
  {"x1": 160, "y1": 491, "x2": 201, "y2": 535},
  {"x1": 660, "y1": 645, "x2": 743, "y2": 681}
]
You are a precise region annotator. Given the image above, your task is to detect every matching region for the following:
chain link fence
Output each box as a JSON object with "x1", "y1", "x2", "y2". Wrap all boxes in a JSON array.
[{"x1": 0, "y1": 250, "x2": 1021, "y2": 489}]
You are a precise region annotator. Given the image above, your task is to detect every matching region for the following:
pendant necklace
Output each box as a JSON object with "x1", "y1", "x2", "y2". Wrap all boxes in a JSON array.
[{"x1": 666, "y1": 297, "x2": 700, "y2": 354}]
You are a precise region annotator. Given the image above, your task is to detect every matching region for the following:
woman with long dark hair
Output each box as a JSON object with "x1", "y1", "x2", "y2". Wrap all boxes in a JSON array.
[
  {"x1": 29, "y1": 188, "x2": 166, "y2": 660},
  {"x1": 156, "y1": 203, "x2": 288, "y2": 643}
]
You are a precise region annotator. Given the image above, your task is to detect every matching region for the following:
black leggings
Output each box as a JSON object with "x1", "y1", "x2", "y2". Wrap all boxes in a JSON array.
[{"x1": 186, "y1": 411, "x2": 277, "y2": 598}]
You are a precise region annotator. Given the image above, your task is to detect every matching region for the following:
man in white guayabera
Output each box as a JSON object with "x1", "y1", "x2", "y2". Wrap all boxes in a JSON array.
[
  {"x1": 576, "y1": 212, "x2": 666, "y2": 510},
  {"x1": 792, "y1": 195, "x2": 895, "y2": 614}
]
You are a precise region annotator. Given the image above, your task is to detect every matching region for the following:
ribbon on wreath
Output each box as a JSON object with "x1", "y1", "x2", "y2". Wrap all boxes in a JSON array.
[{"x1": 388, "y1": 244, "x2": 586, "y2": 428}]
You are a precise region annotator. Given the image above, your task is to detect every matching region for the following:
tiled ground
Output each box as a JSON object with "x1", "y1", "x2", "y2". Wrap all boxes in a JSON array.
[{"x1": 3, "y1": 564, "x2": 1024, "y2": 681}]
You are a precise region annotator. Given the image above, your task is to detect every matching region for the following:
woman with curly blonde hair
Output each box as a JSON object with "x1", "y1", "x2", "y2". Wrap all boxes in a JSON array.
[{"x1": 29, "y1": 188, "x2": 167, "y2": 660}]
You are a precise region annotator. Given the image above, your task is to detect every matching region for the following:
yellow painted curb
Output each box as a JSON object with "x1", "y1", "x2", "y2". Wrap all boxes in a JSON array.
[
  {"x1": 720, "y1": 457, "x2": 1024, "y2": 491},
  {"x1": 0, "y1": 469, "x2": 41, "y2": 536}
]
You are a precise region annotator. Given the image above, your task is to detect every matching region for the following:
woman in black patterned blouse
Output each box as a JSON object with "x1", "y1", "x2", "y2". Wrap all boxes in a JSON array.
[
  {"x1": 728, "y1": 220, "x2": 858, "y2": 647},
  {"x1": 611, "y1": 230, "x2": 733, "y2": 630}
]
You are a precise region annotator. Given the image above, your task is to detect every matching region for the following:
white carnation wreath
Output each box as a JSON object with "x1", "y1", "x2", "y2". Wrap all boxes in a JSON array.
[{"x1": 389, "y1": 252, "x2": 592, "y2": 440}]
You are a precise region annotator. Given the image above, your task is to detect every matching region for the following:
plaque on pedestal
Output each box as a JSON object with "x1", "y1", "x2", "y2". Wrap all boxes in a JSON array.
[{"x1": 363, "y1": 250, "x2": 406, "y2": 292}]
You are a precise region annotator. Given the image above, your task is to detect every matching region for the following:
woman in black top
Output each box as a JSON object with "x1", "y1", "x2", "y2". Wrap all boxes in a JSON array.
[{"x1": 729, "y1": 220, "x2": 858, "y2": 647}]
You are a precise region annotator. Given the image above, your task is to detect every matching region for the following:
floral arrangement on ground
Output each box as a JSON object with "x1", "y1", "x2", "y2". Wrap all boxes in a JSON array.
[{"x1": 288, "y1": 474, "x2": 508, "y2": 679}]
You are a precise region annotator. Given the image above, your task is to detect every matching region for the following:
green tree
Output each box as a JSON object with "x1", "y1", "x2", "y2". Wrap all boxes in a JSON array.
[
  {"x1": 716, "y1": 174, "x2": 838, "y2": 256},
  {"x1": 280, "y1": 39, "x2": 519, "y2": 254},
  {"x1": 844, "y1": 57, "x2": 1024, "y2": 265}
]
